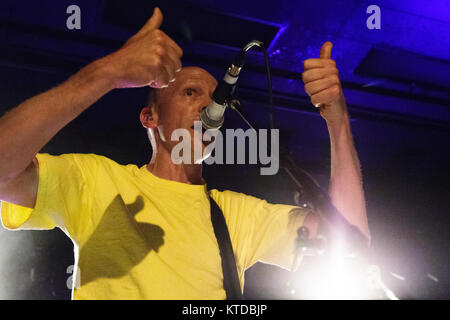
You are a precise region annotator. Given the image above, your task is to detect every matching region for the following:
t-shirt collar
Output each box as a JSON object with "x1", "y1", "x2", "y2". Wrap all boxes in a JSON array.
[{"x1": 138, "y1": 165, "x2": 208, "y2": 196}]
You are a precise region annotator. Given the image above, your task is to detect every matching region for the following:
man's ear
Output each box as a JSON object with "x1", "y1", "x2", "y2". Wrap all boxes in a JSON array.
[{"x1": 140, "y1": 106, "x2": 158, "y2": 129}]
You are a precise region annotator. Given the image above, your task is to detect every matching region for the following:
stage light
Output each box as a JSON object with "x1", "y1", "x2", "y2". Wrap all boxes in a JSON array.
[{"x1": 290, "y1": 236, "x2": 399, "y2": 300}]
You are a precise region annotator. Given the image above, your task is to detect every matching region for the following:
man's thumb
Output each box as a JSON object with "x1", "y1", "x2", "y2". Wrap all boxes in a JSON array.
[
  {"x1": 319, "y1": 41, "x2": 333, "y2": 59},
  {"x1": 141, "y1": 7, "x2": 163, "y2": 32}
]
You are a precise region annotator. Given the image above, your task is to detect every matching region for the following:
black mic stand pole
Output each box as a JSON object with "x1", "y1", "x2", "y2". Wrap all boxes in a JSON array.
[
  {"x1": 225, "y1": 40, "x2": 396, "y2": 297},
  {"x1": 279, "y1": 147, "x2": 370, "y2": 258},
  {"x1": 230, "y1": 97, "x2": 369, "y2": 259},
  {"x1": 229, "y1": 99, "x2": 396, "y2": 299},
  {"x1": 227, "y1": 40, "x2": 369, "y2": 259}
]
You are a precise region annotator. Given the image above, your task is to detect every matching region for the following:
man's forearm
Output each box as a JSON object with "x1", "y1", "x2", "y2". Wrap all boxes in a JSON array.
[
  {"x1": 327, "y1": 112, "x2": 370, "y2": 243},
  {"x1": 0, "y1": 58, "x2": 115, "y2": 181},
  {"x1": 301, "y1": 41, "x2": 370, "y2": 244}
]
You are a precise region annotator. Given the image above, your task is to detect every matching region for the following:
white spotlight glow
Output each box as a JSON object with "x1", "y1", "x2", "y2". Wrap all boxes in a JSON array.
[{"x1": 291, "y1": 235, "x2": 399, "y2": 300}]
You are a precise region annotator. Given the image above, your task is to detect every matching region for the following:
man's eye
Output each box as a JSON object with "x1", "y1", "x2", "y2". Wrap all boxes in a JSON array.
[{"x1": 185, "y1": 88, "x2": 194, "y2": 96}]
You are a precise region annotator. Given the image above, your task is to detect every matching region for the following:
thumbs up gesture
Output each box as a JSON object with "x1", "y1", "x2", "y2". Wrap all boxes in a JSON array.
[
  {"x1": 105, "y1": 7, "x2": 183, "y2": 89},
  {"x1": 302, "y1": 42, "x2": 347, "y2": 124}
]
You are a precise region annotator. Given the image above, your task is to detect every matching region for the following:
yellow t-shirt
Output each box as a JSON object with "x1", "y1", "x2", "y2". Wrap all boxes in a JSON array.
[{"x1": 0, "y1": 153, "x2": 307, "y2": 300}]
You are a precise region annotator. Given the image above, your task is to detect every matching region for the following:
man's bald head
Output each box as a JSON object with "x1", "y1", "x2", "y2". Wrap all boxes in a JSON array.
[
  {"x1": 146, "y1": 66, "x2": 217, "y2": 112},
  {"x1": 140, "y1": 65, "x2": 219, "y2": 164}
]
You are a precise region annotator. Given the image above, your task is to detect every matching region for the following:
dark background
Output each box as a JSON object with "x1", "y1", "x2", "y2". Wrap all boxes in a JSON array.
[{"x1": 0, "y1": 0, "x2": 448, "y2": 299}]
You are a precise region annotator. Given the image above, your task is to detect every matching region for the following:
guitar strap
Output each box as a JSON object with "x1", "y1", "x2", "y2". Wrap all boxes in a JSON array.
[{"x1": 209, "y1": 195, "x2": 244, "y2": 300}]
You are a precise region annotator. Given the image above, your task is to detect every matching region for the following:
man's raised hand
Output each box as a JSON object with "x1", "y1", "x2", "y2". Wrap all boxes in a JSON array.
[
  {"x1": 106, "y1": 7, "x2": 183, "y2": 89},
  {"x1": 302, "y1": 42, "x2": 347, "y2": 124}
]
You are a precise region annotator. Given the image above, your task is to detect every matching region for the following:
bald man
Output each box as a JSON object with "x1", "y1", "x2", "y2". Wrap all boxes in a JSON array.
[{"x1": 0, "y1": 8, "x2": 369, "y2": 299}]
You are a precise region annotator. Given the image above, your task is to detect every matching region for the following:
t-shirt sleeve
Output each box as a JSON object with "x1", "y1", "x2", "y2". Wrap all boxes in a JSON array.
[
  {"x1": 211, "y1": 189, "x2": 309, "y2": 272},
  {"x1": 0, "y1": 153, "x2": 98, "y2": 239}
]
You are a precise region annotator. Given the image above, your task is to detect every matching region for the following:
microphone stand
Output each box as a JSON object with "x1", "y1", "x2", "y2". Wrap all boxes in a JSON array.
[
  {"x1": 220, "y1": 41, "x2": 396, "y2": 298},
  {"x1": 229, "y1": 98, "x2": 396, "y2": 300},
  {"x1": 280, "y1": 147, "x2": 369, "y2": 259},
  {"x1": 230, "y1": 98, "x2": 368, "y2": 258},
  {"x1": 224, "y1": 40, "x2": 368, "y2": 259}
]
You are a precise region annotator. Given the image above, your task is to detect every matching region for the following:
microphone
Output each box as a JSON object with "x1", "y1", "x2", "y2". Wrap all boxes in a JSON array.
[{"x1": 200, "y1": 51, "x2": 246, "y2": 130}]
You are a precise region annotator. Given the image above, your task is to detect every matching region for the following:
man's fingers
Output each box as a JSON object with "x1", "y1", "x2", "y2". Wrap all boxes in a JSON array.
[
  {"x1": 166, "y1": 48, "x2": 182, "y2": 74},
  {"x1": 319, "y1": 41, "x2": 333, "y2": 59},
  {"x1": 140, "y1": 7, "x2": 163, "y2": 34},
  {"x1": 303, "y1": 58, "x2": 336, "y2": 70},
  {"x1": 310, "y1": 85, "x2": 340, "y2": 106},
  {"x1": 302, "y1": 67, "x2": 338, "y2": 84},
  {"x1": 150, "y1": 67, "x2": 171, "y2": 88},
  {"x1": 304, "y1": 75, "x2": 340, "y2": 97},
  {"x1": 162, "y1": 54, "x2": 178, "y2": 82}
]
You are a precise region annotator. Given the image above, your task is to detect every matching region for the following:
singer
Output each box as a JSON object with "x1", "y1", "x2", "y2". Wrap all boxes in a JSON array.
[{"x1": 0, "y1": 8, "x2": 369, "y2": 299}]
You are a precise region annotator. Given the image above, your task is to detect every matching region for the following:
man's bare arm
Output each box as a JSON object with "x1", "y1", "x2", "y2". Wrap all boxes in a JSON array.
[
  {"x1": 302, "y1": 42, "x2": 370, "y2": 244},
  {"x1": 0, "y1": 7, "x2": 182, "y2": 208},
  {"x1": 327, "y1": 112, "x2": 370, "y2": 241},
  {"x1": 0, "y1": 61, "x2": 115, "y2": 182},
  {"x1": 0, "y1": 60, "x2": 114, "y2": 207}
]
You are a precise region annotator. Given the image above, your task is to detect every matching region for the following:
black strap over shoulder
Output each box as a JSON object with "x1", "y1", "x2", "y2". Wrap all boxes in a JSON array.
[{"x1": 209, "y1": 195, "x2": 244, "y2": 300}]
